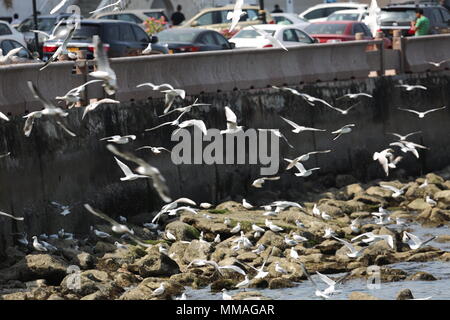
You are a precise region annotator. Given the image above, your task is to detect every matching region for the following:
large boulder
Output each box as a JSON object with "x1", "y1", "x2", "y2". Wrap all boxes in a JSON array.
[
  {"x1": 60, "y1": 269, "x2": 120, "y2": 298},
  {"x1": 348, "y1": 292, "x2": 381, "y2": 300},
  {"x1": 396, "y1": 289, "x2": 414, "y2": 300},
  {"x1": 182, "y1": 240, "x2": 213, "y2": 264},
  {"x1": 0, "y1": 254, "x2": 70, "y2": 285},
  {"x1": 165, "y1": 221, "x2": 200, "y2": 241},
  {"x1": 119, "y1": 278, "x2": 184, "y2": 300},
  {"x1": 128, "y1": 247, "x2": 180, "y2": 278}
]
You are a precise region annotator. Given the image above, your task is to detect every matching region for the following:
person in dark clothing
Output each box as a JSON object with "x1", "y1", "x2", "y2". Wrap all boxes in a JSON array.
[
  {"x1": 171, "y1": 5, "x2": 186, "y2": 26},
  {"x1": 272, "y1": 5, "x2": 283, "y2": 13}
]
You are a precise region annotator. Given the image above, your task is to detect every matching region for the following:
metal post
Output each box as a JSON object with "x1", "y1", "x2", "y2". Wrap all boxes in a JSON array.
[
  {"x1": 32, "y1": 0, "x2": 39, "y2": 53},
  {"x1": 259, "y1": 0, "x2": 267, "y2": 24}
]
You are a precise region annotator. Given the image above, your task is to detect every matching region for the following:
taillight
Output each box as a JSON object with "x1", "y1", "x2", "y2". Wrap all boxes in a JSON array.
[
  {"x1": 263, "y1": 44, "x2": 273, "y2": 48},
  {"x1": 88, "y1": 43, "x2": 110, "y2": 52},
  {"x1": 178, "y1": 46, "x2": 200, "y2": 52},
  {"x1": 43, "y1": 45, "x2": 57, "y2": 53},
  {"x1": 268, "y1": 20, "x2": 275, "y2": 24}
]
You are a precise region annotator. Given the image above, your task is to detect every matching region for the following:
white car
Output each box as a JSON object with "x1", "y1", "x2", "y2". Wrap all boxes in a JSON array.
[
  {"x1": 271, "y1": 13, "x2": 311, "y2": 29},
  {"x1": 229, "y1": 24, "x2": 316, "y2": 49},
  {"x1": 299, "y1": 2, "x2": 368, "y2": 22},
  {"x1": 0, "y1": 20, "x2": 27, "y2": 48},
  {"x1": 327, "y1": 9, "x2": 368, "y2": 22}
]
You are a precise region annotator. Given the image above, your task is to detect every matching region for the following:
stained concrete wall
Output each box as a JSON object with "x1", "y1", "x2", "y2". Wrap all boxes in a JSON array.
[{"x1": 1, "y1": 71, "x2": 450, "y2": 259}]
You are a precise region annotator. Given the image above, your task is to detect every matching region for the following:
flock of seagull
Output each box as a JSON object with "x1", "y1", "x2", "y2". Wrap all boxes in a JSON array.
[{"x1": 0, "y1": 0, "x2": 448, "y2": 301}]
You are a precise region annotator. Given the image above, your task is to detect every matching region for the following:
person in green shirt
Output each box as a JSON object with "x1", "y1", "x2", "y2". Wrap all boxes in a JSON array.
[{"x1": 411, "y1": 8, "x2": 430, "y2": 36}]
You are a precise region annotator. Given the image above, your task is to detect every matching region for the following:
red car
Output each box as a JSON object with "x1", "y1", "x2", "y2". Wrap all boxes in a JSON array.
[{"x1": 304, "y1": 21, "x2": 374, "y2": 43}]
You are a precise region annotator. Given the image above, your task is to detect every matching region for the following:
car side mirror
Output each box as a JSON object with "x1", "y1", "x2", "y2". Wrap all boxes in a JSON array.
[
  {"x1": 313, "y1": 38, "x2": 319, "y2": 43},
  {"x1": 229, "y1": 42, "x2": 236, "y2": 49},
  {"x1": 150, "y1": 36, "x2": 159, "y2": 44}
]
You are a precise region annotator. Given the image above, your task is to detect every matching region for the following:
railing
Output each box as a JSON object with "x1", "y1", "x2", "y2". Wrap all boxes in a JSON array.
[{"x1": 1, "y1": 34, "x2": 450, "y2": 115}]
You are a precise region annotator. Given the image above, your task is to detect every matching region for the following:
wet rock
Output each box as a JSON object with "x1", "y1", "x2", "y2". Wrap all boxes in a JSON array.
[
  {"x1": 407, "y1": 199, "x2": 430, "y2": 211},
  {"x1": 435, "y1": 235, "x2": 450, "y2": 243},
  {"x1": 232, "y1": 291, "x2": 271, "y2": 300},
  {"x1": 405, "y1": 250, "x2": 444, "y2": 262},
  {"x1": 119, "y1": 278, "x2": 183, "y2": 300},
  {"x1": 406, "y1": 271, "x2": 437, "y2": 281},
  {"x1": 210, "y1": 279, "x2": 237, "y2": 291},
  {"x1": 316, "y1": 240, "x2": 341, "y2": 255},
  {"x1": 165, "y1": 221, "x2": 200, "y2": 241},
  {"x1": 439, "y1": 252, "x2": 450, "y2": 261},
  {"x1": 182, "y1": 240, "x2": 213, "y2": 264},
  {"x1": 417, "y1": 208, "x2": 450, "y2": 226},
  {"x1": 353, "y1": 193, "x2": 387, "y2": 206},
  {"x1": 396, "y1": 289, "x2": 414, "y2": 300},
  {"x1": 169, "y1": 272, "x2": 197, "y2": 286},
  {"x1": 60, "y1": 269, "x2": 118, "y2": 297},
  {"x1": 1, "y1": 292, "x2": 30, "y2": 300},
  {"x1": 128, "y1": 247, "x2": 180, "y2": 278},
  {"x1": 366, "y1": 186, "x2": 394, "y2": 199},
  {"x1": 47, "y1": 294, "x2": 65, "y2": 300},
  {"x1": 268, "y1": 277, "x2": 296, "y2": 289},
  {"x1": 94, "y1": 242, "x2": 116, "y2": 255},
  {"x1": 348, "y1": 292, "x2": 380, "y2": 300},
  {"x1": 113, "y1": 272, "x2": 140, "y2": 288},
  {"x1": 344, "y1": 183, "x2": 364, "y2": 198},
  {"x1": 81, "y1": 291, "x2": 109, "y2": 300},
  {"x1": 249, "y1": 278, "x2": 269, "y2": 289},
  {"x1": 0, "y1": 254, "x2": 70, "y2": 285}
]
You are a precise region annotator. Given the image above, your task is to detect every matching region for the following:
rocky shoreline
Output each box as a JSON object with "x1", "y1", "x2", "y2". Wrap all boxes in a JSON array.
[{"x1": 1, "y1": 171, "x2": 450, "y2": 300}]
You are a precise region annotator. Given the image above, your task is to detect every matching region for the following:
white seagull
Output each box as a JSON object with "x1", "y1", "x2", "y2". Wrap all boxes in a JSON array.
[
  {"x1": 332, "y1": 236, "x2": 367, "y2": 258},
  {"x1": 90, "y1": 0, "x2": 124, "y2": 14},
  {"x1": 39, "y1": 23, "x2": 77, "y2": 71},
  {"x1": 251, "y1": 176, "x2": 280, "y2": 188},
  {"x1": 332, "y1": 124, "x2": 355, "y2": 140},
  {"x1": 0, "y1": 211, "x2": 24, "y2": 221},
  {"x1": 281, "y1": 116, "x2": 326, "y2": 134},
  {"x1": 398, "y1": 106, "x2": 446, "y2": 118},
  {"x1": 90, "y1": 35, "x2": 118, "y2": 95},
  {"x1": 227, "y1": 0, "x2": 245, "y2": 32},
  {"x1": 250, "y1": 25, "x2": 288, "y2": 51},
  {"x1": 403, "y1": 231, "x2": 436, "y2": 250},
  {"x1": 82, "y1": 98, "x2": 120, "y2": 119},
  {"x1": 396, "y1": 84, "x2": 427, "y2": 91},
  {"x1": 220, "y1": 106, "x2": 243, "y2": 134},
  {"x1": 50, "y1": 0, "x2": 69, "y2": 14},
  {"x1": 285, "y1": 150, "x2": 331, "y2": 170},
  {"x1": 101, "y1": 135, "x2": 136, "y2": 145}
]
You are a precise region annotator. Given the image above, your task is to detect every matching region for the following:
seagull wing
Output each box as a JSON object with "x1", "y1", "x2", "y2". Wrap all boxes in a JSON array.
[
  {"x1": 27, "y1": 81, "x2": 56, "y2": 110},
  {"x1": 316, "y1": 271, "x2": 336, "y2": 287},
  {"x1": 380, "y1": 184, "x2": 399, "y2": 193},
  {"x1": 0, "y1": 211, "x2": 24, "y2": 221},
  {"x1": 332, "y1": 236, "x2": 355, "y2": 253},
  {"x1": 299, "y1": 263, "x2": 318, "y2": 289},
  {"x1": 404, "y1": 232, "x2": 422, "y2": 246},
  {"x1": 50, "y1": 0, "x2": 67, "y2": 14},
  {"x1": 224, "y1": 106, "x2": 238, "y2": 126},
  {"x1": 423, "y1": 106, "x2": 446, "y2": 114},
  {"x1": 280, "y1": 116, "x2": 300, "y2": 130},
  {"x1": 178, "y1": 120, "x2": 208, "y2": 135},
  {"x1": 219, "y1": 265, "x2": 247, "y2": 276},
  {"x1": 114, "y1": 156, "x2": 135, "y2": 177},
  {"x1": 0, "y1": 111, "x2": 9, "y2": 121},
  {"x1": 398, "y1": 108, "x2": 420, "y2": 115}
]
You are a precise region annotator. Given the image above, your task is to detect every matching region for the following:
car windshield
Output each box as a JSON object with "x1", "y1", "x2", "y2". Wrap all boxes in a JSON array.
[
  {"x1": 233, "y1": 29, "x2": 276, "y2": 38},
  {"x1": 379, "y1": 10, "x2": 416, "y2": 22},
  {"x1": 158, "y1": 30, "x2": 198, "y2": 42},
  {"x1": 17, "y1": 17, "x2": 57, "y2": 32},
  {"x1": 305, "y1": 23, "x2": 347, "y2": 34},
  {"x1": 328, "y1": 13, "x2": 360, "y2": 21},
  {"x1": 53, "y1": 24, "x2": 100, "y2": 41}
]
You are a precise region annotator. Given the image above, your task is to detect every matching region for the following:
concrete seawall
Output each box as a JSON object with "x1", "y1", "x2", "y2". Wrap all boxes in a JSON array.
[{"x1": 1, "y1": 70, "x2": 450, "y2": 258}]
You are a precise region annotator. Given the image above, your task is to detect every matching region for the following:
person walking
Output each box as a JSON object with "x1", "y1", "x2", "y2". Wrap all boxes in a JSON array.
[
  {"x1": 272, "y1": 5, "x2": 283, "y2": 13},
  {"x1": 171, "y1": 5, "x2": 186, "y2": 26},
  {"x1": 10, "y1": 14, "x2": 21, "y2": 26},
  {"x1": 410, "y1": 8, "x2": 430, "y2": 36}
]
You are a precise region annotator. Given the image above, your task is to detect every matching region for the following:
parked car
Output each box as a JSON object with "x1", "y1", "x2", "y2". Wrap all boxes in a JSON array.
[
  {"x1": 229, "y1": 24, "x2": 316, "y2": 49},
  {"x1": 271, "y1": 13, "x2": 310, "y2": 28},
  {"x1": 92, "y1": 9, "x2": 170, "y2": 28},
  {"x1": 16, "y1": 14, "x2": 75, "y2": 54},
  {"x1": 304, "y1": 21, "x2": 373, "y2": 43},
  {"x1": 42, "y1": 20, "x2": 168, "y2": 61},
  {"x1": 0, "y1": 20, "x2": 27, "y2": 48},
  {"x1": 182, "y1": 5, "x2": 274, "y2": 37},
  {"x1": 326, "y1": 9, "x2": 368, "y2": 22},
  {"x1": 157, "y1": 28, "x2": 235, "y2": 53},
  {"x1": 0, "y1": 38, "x2": 35, "y2": 64},
  {"x1": 299, "y1": 2, "x2": 368, "y2": 22},
  {"x1": 379, "y1": 3, "x2": 450, "y2": 38}
]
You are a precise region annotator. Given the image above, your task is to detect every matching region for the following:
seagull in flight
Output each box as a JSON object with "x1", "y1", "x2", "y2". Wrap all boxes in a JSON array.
[
  {"x1": 24, "y1": 81, "x2": 75, "y2": 137},
  {"x1": 251, "y1": 176, "x2": 280, "y2": 188},
  {"x1": 107, "y1": 144, "x2": 172, "y2": 203},
  {"x1": 285, "y1": 159, "x2": 320, "y2": 177},
  {"x1": 82, "y1": 98, "x2": 120, "y2": 119},
  {"x1": 352, "y1": 232, "x2": 394, "y2": 249},
  {"x1": 336, "y1": 93, "x2": 373, "y2": 100},
  {"x1": 39, "y1": 23, "x2": 77, "y2": 71},
  {"x1": 0, "y1": 111, "x2": 9, "y2": 122},
  {"x1": 227, "y1": 0, "x2": 245, "y2": 32},
  {"x1": 403, "y1": 231, "x2": 436, "y2": 250},
  {"x1": 186, "y1": 259, "x2": 246, "y2": 276},
  {"x1": 380, "y1": 183, "x2": 409, "y2": 198},
  {"x1": 100, "y1": 135, "x2": 136, "y2": 144},
  {"x1": 114, "y1": 157, "x2": 147, "y2": 181},
  {"x1": 373, "y1": 148, "x2": 394, "y2": 177},
  {"x1": 326, "y1": 101, "x2": 363, "y2": 115},
  {"x1": 332, "y1": 236, "x2": 367, "y2": 258},
  {"x1": 332, "y1": 124, "x2": 355, "y2": 140},
  {"x1": 90, "y1": 35, "x2": 118, "y2": 95},
  {"x1": 285, "y1": 150, "x2": 331, "y2": 170},
  {"x1": 84, "y1": 204, "x2": 135, "y2": 235},
  {"x1": 90, "y1": 0, "x2": 124, "y2": 14},
  {"x1": 280, "y1": 116, "x2": 326, "y2": 134},
  {"x1": 136, "y1": 146, "x2": 171, "y2": 154},
  {"x1": 159, "y1": 99, "x2": 211, "y2": 118},
  {"x1": 31, "y1": 18, "x2": 66, "y2": 41},
  {"x1": 51, "y1": 201, "x2": 72, "y2": 216},
  {"x1": 398, "y1": 106, "x2": 446, "y2": 118},
  {"x1": 172, "y1": 119, "x2": 208, "y2": 136},
  {"x1": 396, "y1": 84, "x2": 427, "y2": 91},
  {"x1": 56, "y1": 80, "x2": 103, "y2": 109},
  {"x1": 388, "y1": 131, "x2": 422, "y2": 141},
  {"x1": 0, "y1": 211, "x2": 24, "y2": 221},
  {"x1": 426, "y1": 58, "x2": 450, "y2": 67},
  {"x1": 145, "y1": 110, "x2": 188, "y2": 133},
  {"x1": 220, "y1": 106, "x2": 243, "y2": 134},
  {"x1": 250, "y1": 25, "x2": 288, "y2": 51}
]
